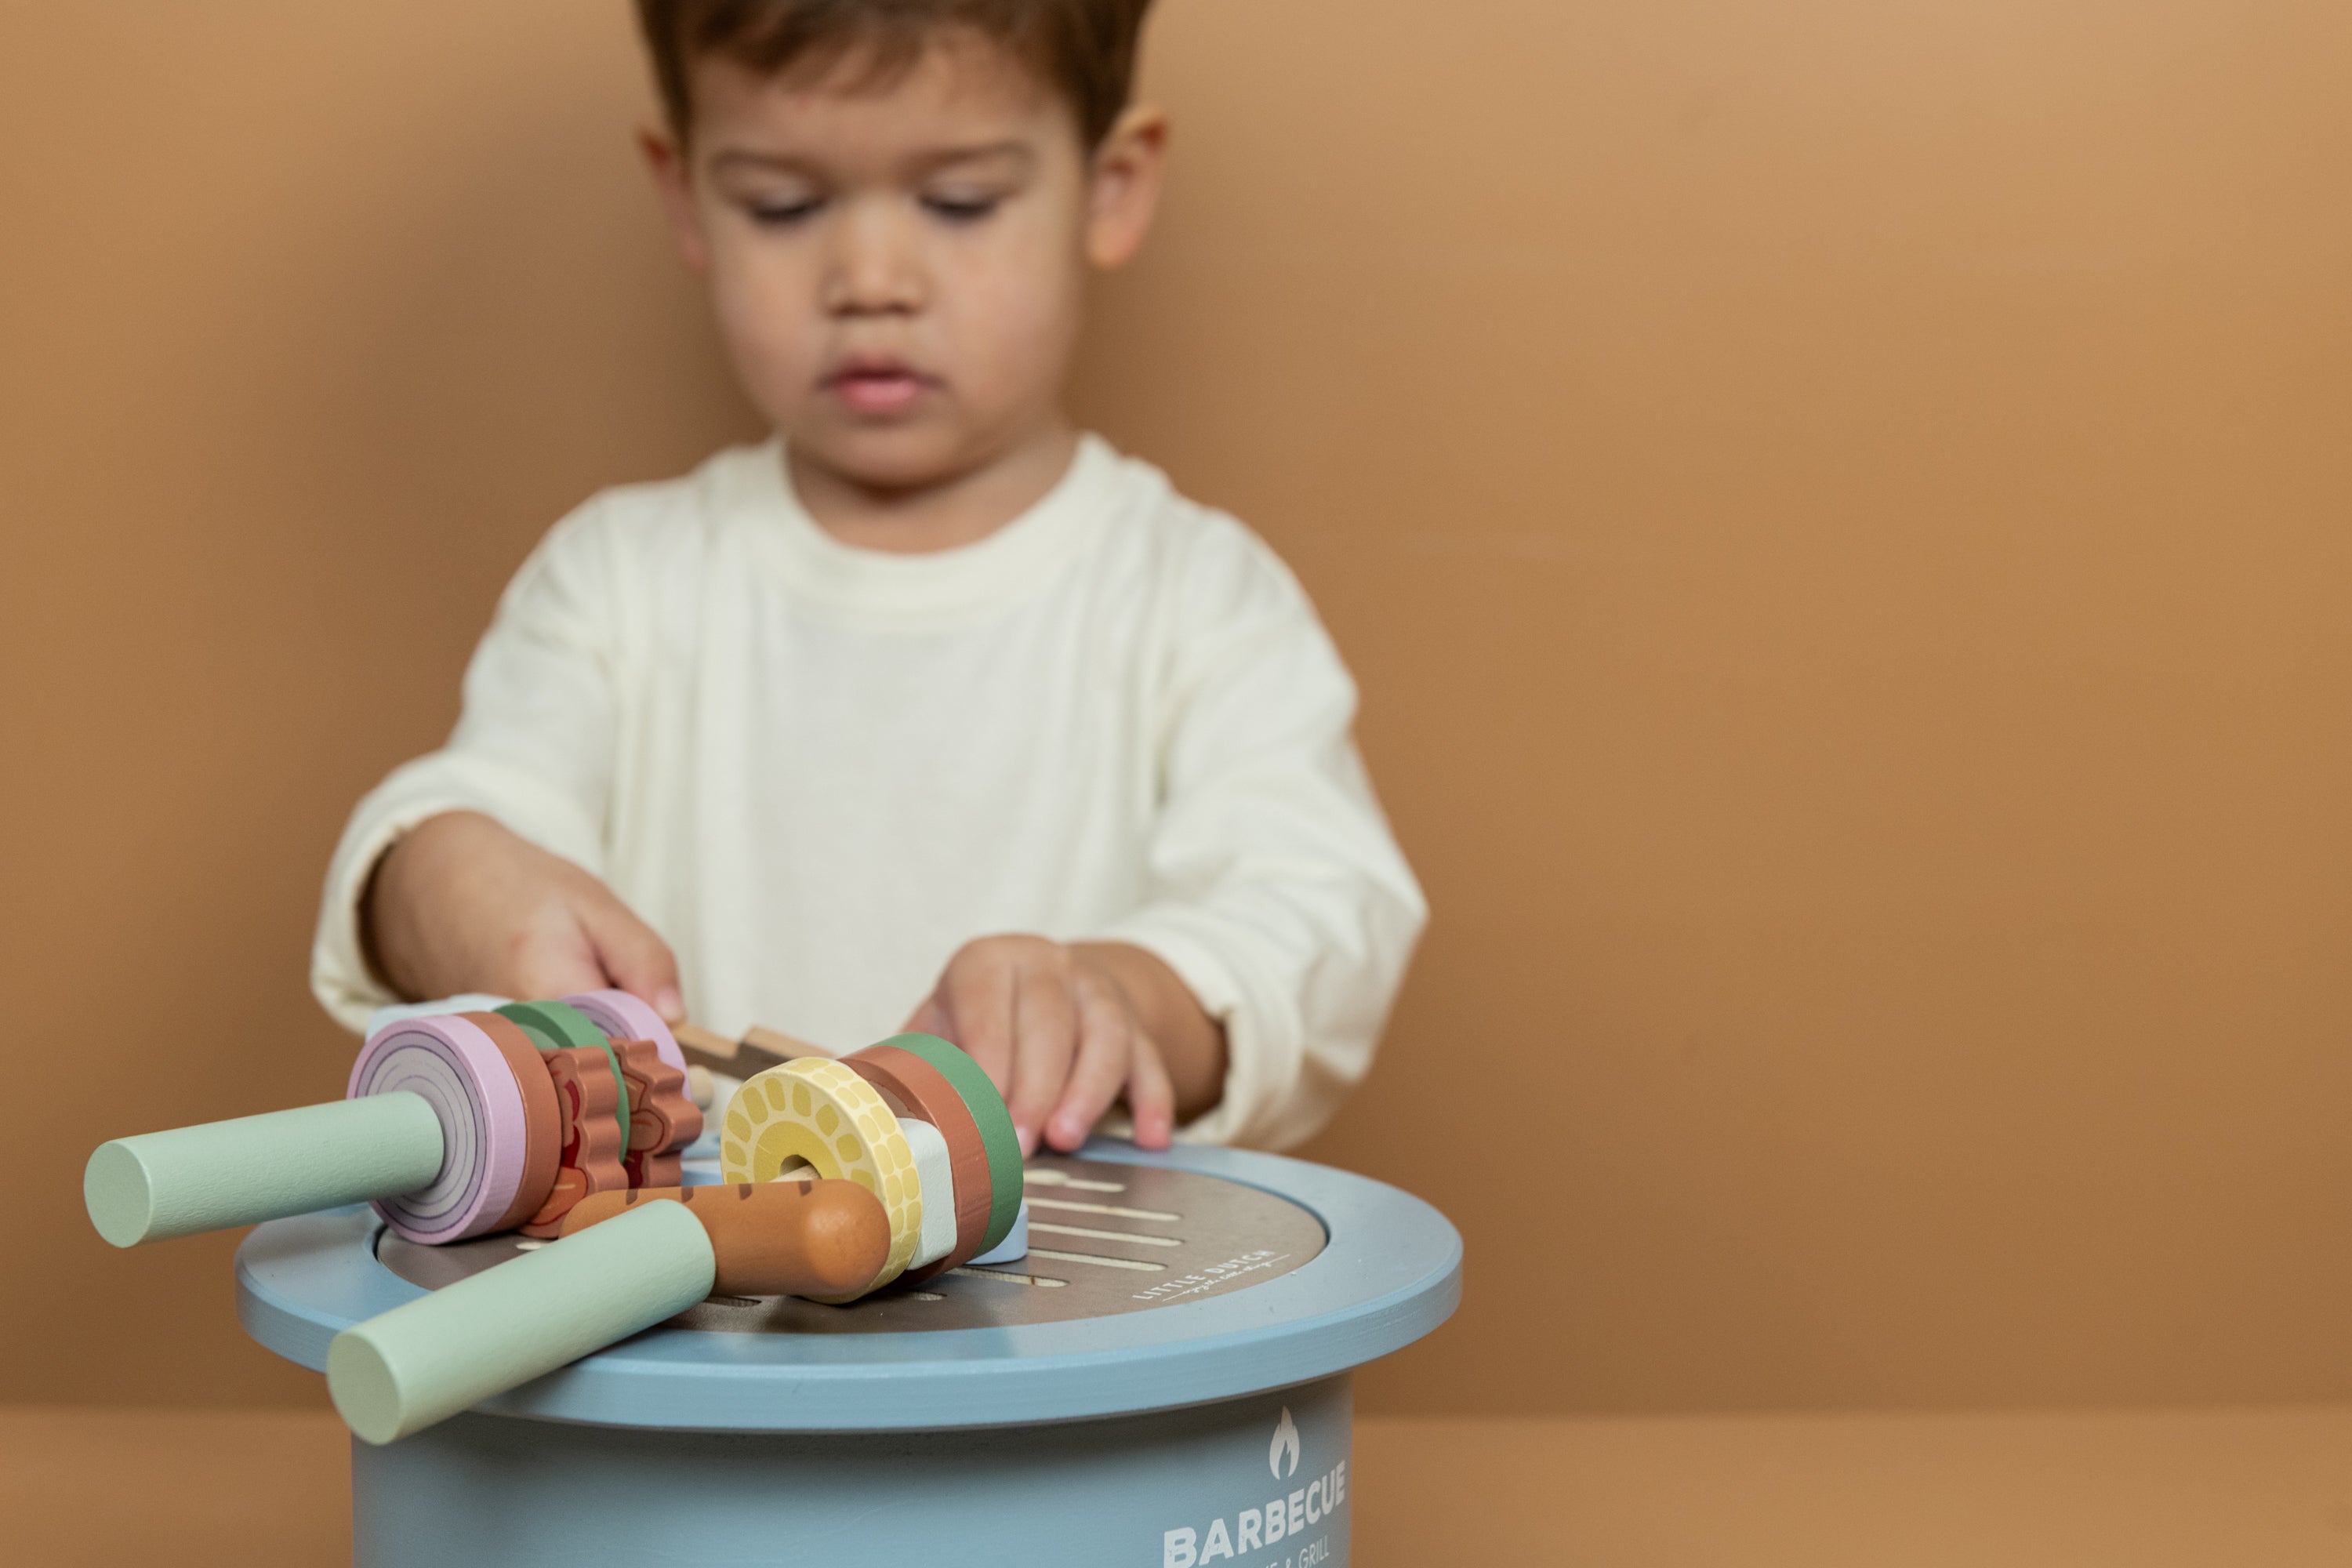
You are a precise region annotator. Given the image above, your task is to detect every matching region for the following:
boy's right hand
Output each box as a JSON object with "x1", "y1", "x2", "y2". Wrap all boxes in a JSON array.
[{"x1": 361, "y1": 811, "x2": 684, "y2": 1022}]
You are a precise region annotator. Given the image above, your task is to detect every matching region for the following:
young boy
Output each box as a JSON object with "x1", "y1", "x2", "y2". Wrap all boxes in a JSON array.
[{"x1": 311, "y1": 0, "x2": 1423, "y2": 1156}]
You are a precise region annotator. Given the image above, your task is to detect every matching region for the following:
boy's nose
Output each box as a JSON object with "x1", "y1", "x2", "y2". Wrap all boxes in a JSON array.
[{"x1": 821, "y1": 203, "x2": 926, "y2": 317}]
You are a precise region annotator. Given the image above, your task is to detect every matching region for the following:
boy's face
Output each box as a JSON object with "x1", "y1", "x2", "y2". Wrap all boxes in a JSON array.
[{"x1": 646, "y1": 34, "x2": 1163, "y2": 497}]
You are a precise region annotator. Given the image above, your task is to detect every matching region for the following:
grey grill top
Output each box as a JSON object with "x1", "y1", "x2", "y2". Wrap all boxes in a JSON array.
[
  {"x1": 237, "y1": 1139, "x2": 1461, "y2": 1432},
  {"x1": 379, "y1": 1153, "x2": 1329, "y2": 1330}
]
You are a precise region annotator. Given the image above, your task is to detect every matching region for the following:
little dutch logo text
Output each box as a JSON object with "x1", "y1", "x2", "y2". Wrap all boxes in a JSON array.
[{"x1": 1132, "y1": 1249, "x2": 1291, "y2": 1304}]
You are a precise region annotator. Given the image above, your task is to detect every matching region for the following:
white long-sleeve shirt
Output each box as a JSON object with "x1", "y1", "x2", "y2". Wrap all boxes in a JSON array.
[{"x1": 312, "y1": 435, "x2": 1424, "y2": 1149}]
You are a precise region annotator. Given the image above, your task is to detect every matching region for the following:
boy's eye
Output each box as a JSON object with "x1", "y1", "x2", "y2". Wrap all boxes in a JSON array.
[
  {"x1": 921, "y1": 193, "x2": 1001, "y2": 223},
  {"x1": 746, "y1": 197, "x2": 823, "y2": 227}
]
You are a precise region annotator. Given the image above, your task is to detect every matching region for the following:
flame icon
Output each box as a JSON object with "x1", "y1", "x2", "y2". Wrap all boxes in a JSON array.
[{"x1": 1269, "y1": 1406, "x2": 1301, "y2": 1479}]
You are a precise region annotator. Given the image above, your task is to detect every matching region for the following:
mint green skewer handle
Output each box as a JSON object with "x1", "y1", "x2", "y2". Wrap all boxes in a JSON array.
[
  {"x1": 84, "y1": 1093, "x2": 446, "y2": 1249},
  {"x1": 328, "y1": 1198, "x2": 717, "y2": 1445}
]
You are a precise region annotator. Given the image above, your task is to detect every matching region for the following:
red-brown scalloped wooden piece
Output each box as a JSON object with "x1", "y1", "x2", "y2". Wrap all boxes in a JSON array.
[
  {"x1": 614, "y1": 1037, "x2": 703, "y2": 1169},
  {"x1": 520, "y1": 1045, "x2": 628, "y2": 1237}
]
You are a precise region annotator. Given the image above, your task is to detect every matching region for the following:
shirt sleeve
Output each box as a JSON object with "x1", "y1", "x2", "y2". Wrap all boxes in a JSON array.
[
  {"x1": 309, "y1": 501, "x2": 622, "y2": 1032},
  {"x1": 1091, "y1": 520, "x2": 1427, "y2": 1150}
]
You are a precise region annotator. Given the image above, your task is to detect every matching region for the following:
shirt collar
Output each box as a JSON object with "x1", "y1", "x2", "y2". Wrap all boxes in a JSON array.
[{"x1": 720, "y1": 433, "x2": 1122, "y2": 624}]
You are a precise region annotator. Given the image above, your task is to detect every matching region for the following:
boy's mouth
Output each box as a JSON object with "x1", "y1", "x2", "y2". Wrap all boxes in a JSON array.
[{"x1": 824, "y1": 358, "x2": 936, "y2": 418}]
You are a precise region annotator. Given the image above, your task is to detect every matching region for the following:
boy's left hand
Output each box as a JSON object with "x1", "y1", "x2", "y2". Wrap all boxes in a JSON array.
[{"x1": 903, "y1": 938, "x2": 1225, "y2": 1155}]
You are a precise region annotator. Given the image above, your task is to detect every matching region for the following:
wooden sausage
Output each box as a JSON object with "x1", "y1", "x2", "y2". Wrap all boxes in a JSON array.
[{"x1": 558, "y1": 1180, "x2": 891, "y2": 1301}]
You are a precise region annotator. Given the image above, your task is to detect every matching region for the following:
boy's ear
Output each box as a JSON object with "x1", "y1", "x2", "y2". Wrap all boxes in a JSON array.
[
  {"x1": 639, "y1": 126, "x2": 712, "y2": 274},
  {"x1": 1084, "y1": 105, "x2": 1169, "y2": 270}
]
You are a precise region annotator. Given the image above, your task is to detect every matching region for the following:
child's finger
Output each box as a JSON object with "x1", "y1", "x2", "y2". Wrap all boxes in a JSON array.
[
  {"x1": 577, "y1": 888, "x2": 685, "y2": 1021},
  {"x1": 502, "y1": 913, "x2": 612, "y2": 1004},
  {"x1": 902, "y1": 993, "x2": 951, "y2": 1038},
  {"x1": 1045, "y1": 975, "x2": 1136, "y2": 1152},
  {"x1": 940, "y1": 947, "x2": 1019, "y2": 1100},
  {"x1": 1123, "y1": 1033, "x2": 1177, "y2": 1151},
  {"x1": 1006, "y1": 965, "x2": 1078, "y2": 1156}
]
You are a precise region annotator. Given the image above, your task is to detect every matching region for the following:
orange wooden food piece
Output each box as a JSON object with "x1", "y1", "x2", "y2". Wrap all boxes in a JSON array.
[{"x1": 559, "y1": 1181, "x2": 892, "y2": 1301}]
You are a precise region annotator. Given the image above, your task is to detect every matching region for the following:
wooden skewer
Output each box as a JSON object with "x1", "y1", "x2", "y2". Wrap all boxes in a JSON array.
[{"x1": 671, "y1": 1021, "x2": 837, "y2": 1083}]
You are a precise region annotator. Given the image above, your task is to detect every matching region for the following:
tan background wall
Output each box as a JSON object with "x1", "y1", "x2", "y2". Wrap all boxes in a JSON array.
[{"x1": 2, "y1": 1, "x2": 2346, "y2": 1415}]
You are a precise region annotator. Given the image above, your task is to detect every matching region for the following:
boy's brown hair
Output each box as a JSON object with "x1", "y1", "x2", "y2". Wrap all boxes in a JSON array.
[{"x1": 635, "y1": 0, "x2": 1156, "y2": 147}]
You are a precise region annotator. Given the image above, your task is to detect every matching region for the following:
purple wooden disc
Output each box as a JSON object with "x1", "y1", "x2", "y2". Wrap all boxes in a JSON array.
[
  {"x1": 563, "y1": 989, "x2": 687, "y2": 1076},
  {"x1": 349, "y1": 1014, "x2": 528, "y2": 1245}
]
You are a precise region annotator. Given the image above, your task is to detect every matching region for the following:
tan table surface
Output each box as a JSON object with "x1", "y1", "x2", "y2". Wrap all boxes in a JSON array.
[{"x1": 4, "y1": 1403, "x2": 2349, "y2": 1565}]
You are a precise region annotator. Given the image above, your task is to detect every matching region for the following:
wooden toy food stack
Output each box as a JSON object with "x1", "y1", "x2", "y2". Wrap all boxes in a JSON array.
[
  {"x1": 84, "y1": 994, "x2": 1025, "y2": 1443},
  {"x1": 85, "y1": 992, "x2": 704, "y2": 1250}
]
